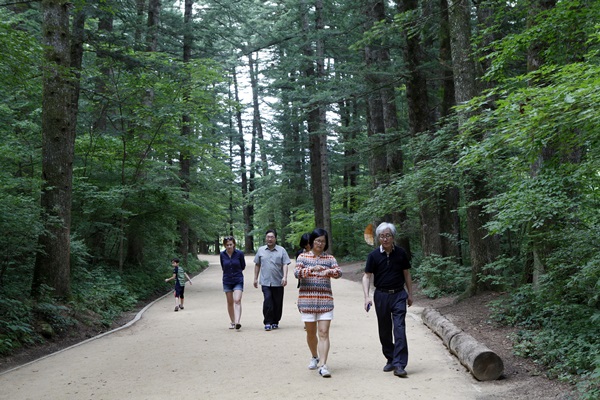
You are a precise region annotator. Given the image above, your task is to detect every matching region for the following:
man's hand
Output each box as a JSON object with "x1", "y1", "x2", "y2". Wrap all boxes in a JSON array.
[{"x1": 364, "y1": 298, "x2": 372, "y2": 312}]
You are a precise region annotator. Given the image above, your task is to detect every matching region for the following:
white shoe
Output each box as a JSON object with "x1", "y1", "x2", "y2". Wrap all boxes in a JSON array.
[
  {"x1": 308, "y1": 357, "x2": 319, "y2": 370},
  {"x1": 319, "y1": 364, "x2": 331, "y2": 377}
]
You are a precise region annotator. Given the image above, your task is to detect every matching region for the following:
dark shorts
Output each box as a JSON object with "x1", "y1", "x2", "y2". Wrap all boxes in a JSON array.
[
  {"x1": 223, "y1": 282, "x2": 244, "y2": 292},
  {"x1": 174, "y1": 285, "x2": 185, "y2": 298}
]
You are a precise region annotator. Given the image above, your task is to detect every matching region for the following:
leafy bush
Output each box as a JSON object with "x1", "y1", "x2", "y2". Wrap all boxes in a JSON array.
[
  {"x1": 490, "y1": 285, "x2": 600, "y2": 397},
  {"x1": 71, "y1": 267, "x2": 137, "y2": 326},
  {"x1": 0, "y1": 297, "x2": 38, "y2": 355},
  {"x1": 33, "y1": 301, "x2": 77, "y2": 334},
  {"x1": 413, "y1": 255, "x2": 470, "y2": 298}
]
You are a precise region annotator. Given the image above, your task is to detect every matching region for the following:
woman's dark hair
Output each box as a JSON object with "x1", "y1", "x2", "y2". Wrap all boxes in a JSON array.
[
  {"x1": 299, "y1": 233, "x2": 310, "y2": 249},
  {"x1": 309, "y1": 228, "x2": 329, "y2": 252},
  {"x1": 223, "y1": 236, "x2": 236, "y2": 246}
]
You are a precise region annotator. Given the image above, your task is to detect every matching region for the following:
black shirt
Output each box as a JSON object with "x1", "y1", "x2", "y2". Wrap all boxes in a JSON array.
[{"x1": 365, "y1": 245, "x2": 411, "y2": 290}]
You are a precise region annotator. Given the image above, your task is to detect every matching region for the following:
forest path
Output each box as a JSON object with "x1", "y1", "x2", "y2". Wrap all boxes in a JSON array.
[{"x1": 0, "y1": 255, "x2": 506, "y2": 399}]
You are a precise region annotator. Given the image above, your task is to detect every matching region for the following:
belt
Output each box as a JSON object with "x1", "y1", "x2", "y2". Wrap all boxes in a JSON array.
[{"x1": 376, "y1": 288, "x2": 404, "y2": 294}]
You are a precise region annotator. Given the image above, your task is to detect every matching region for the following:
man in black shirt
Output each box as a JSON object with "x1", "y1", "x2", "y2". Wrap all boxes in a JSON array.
[{"x1": 362, "y1": 222, "x2": 414, "y2": 377}]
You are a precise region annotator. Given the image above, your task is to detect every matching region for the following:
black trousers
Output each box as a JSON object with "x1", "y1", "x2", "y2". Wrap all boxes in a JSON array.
[
  {"x1": 261, "y1": 285, "x2": 284, "y2": 325},
  {"x1": 374, "y1": 289, "x2": 409, "y2": 368}
]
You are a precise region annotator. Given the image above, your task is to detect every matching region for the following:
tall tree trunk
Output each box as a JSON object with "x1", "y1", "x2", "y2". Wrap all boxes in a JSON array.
[
  {"x1": 339, "y1": 96, "x2": 359, "y2": 213},
  {"x1": 314, "y1": 0, "x2": 331, "y2": 242},
  {"x1": 232, "y1": 67, "x2": 254, "y2": 253},
  {"x1": 146, "y1": 0, "x2": 160, "y2": 52},
  {"x1": 32, "y1": 0, "x2": 74, "y2": 299},
  {"x1": 301, "y1": 0, "x2": 332, "y2": 243},
  {"x1": 398, "y1": 0, "x2": 442, "y2": 257},
  {"x1": 123, "y1": 0, "x2": 162, "y2": 269},
  {"x1": 447, "y1": 0, "x2": 499, "y2": 294},
  {"x1": 438, "y1": 0, "x2": 462, "y2": 263},
  {"x1": 363, "y1": 0, "x2": 410, "y2": 253},
  {"x1": 279, "y1": 66, "x2": 306, "y2": 247},
  {"x1": 248, "y1": 52, "x2": 269, "y2": 178},
  {"x1": 526, "y1": 0, "x2": 557, "y2": 288},
  {"x1": 177, "y1": 0, "x2": 193, "y2": 266},
  {"x1": 134, "y1": 0, "x2": 145, "y2": 46}
]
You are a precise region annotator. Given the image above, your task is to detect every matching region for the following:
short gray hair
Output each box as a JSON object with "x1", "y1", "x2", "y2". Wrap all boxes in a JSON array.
[{"x1": 375, "y1": 222, "x2": 396, "y2": 237}]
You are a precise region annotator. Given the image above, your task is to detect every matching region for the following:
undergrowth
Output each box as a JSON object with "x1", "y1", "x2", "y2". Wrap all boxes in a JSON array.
[
  {"x1": 0, "y1": 257, "x2": 206, "y2": 356},
  {"x1": 489, "y1": 285, "x2": 600, "y2": 400}
]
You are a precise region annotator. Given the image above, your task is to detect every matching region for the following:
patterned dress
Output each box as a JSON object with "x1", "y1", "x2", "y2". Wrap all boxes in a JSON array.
[{"x1": 294, "y1": 251, "x2": 342, "y2": 314}]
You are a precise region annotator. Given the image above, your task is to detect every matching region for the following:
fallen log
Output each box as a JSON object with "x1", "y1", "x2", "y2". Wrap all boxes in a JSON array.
[{"x1": 421, "y1": 307, "x2": 504, "y2": 381}]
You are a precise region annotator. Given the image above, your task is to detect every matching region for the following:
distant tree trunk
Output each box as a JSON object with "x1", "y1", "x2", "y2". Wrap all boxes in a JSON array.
[
  {"x1": 123, "y1": 0, "x2": 162, "y2": 269},
  {"x1": 339, "y1": 96, "x2": 359, "y2": 213},
  {"x1": 448, "y1": 0, "x2": 499, "y2": 294},
  {"x1": 177, "y1": 0, "x2": 193, "y2": 266},
  {"x1": 32, "y1": 0, "x2": 74, "y2": 299},
  {"x1": 439, "y1": 0, "x2": 455, "y2": 118},
  {"x1": 438, "y1": 0, "x2": 462, "y2": 263},
  {"x1": 134, "y1": 0, "x2": 145, "y2": 46},
  {"x1": 91, "y1": 7, "x2": 113, "y2": 136},
  {"x1": 249, "y1": 117, "x2": 257, "y2": 238},
  {"x1": 232, "y1": 67, "x2": 254, "y2": 253},
  {"x1": 314, "y1": 0, "x2": 332, "y2": 241},
  {"x1": 398, "y1": 0, "x2": 442, "y2": 257},
  {"x1": 278, "y1": 64, "x2": 306, "y2": 248},
  {"x1": 363, "y1": 0, "x2": 410, "y2": 253},
  {"x1": 301, "y1": 0, "x2": 332, "y2": 243},
  {"x1": 526, "y1": 0, "x2": 557, "y2": 288},
  {"x1": 146, "y1": 0, "x2": 160, "y2": 52},
  {"x1": 248, "y1": 52, "x2": 269, "y2": 178}
]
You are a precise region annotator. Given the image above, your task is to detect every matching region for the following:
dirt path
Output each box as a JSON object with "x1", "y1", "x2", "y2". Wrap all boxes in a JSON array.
[{"x1": 0, "y1": 255, "x2": 514, "y2": 399}]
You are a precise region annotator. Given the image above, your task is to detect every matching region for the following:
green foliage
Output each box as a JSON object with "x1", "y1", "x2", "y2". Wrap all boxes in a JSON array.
[
  {"x1": 33, "y1": 301, "x2": 77, "y2": 335},
  {"x1": 413, "y1": 255, "x2": 470, "y2": 298},
  {"x1": 72, "y1": 267, "x2": 137, "y2": 326},
  {"x1": 331, "y1": 211, "x2": 373, "y2": 261},
  {"x1": 475, "y1": 255, "x2": 532, "y2": 290},
  {"x1": 0, "y1": 298, "x2": 38, "y2": 355},
  {"x1": 490, "y1": 280, "x2": 599, "y2": 394}
]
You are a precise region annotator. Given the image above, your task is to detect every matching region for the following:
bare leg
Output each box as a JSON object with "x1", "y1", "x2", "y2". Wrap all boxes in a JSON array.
[
  {"x1": 225, "y1": 291, "x2": 235, "y2": 324},
  {"x1": 317, "y1": 320, "x2": 331, "y2": 365},
  {"x1": 305, "y1": 321, "x2": 318, "y2": 358},
  {"x1": 233, "y1": 290, "x2": 243, "y2": 324}
]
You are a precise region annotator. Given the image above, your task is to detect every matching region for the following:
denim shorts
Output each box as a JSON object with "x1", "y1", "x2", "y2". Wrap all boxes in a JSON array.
[
  {"x1": 223, "y1": 282, "x2": 244, "y2": 292},
  {"x1": 300, "y1": 310, "x2": 333, "y2": 322}
]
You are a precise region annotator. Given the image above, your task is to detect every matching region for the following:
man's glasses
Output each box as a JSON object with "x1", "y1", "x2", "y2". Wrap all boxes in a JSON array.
[{"x1": 379, "y1": 234, "x2": 393, "y2": 239}]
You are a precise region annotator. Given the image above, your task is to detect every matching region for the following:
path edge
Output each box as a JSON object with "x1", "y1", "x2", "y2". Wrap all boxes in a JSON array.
[{"x1": 0, "y1": 290, "x2": 173, "y2": 376}]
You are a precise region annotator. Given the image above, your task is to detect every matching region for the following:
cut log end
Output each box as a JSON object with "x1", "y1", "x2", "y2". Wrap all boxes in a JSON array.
[{"x1": 472, "y1": 351, "x2": 504, "y2": 381}]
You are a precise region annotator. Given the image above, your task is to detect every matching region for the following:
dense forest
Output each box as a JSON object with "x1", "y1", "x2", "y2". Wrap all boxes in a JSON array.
[{"x1": 0, "y1": 0, "x2": 598, "y2": 396}]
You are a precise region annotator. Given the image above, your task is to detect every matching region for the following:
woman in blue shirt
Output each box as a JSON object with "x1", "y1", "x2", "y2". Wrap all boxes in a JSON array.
[{"x1": 220, "y1": 236, "x2": 246, "y2": 330}]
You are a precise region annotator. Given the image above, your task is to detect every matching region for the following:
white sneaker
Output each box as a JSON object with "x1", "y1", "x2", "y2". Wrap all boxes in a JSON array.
[
  {"x1": 319, "y1": 364, "x2": 331, "y2": 377},
  {"x1": 308, "y1": 357, "x2": 319, "y2": 370}
]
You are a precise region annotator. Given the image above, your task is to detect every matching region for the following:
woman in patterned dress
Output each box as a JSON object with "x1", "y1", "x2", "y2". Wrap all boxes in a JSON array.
[{"x1": 294, "y1": 228, "x2": 342, "y2": 378}]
